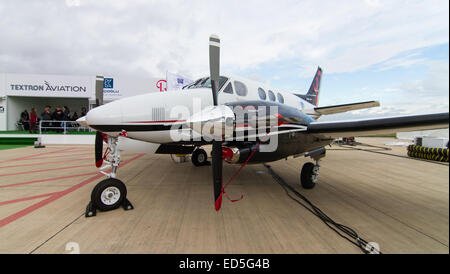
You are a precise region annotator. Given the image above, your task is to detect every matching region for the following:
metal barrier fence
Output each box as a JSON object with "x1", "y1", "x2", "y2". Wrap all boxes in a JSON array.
[{"x1": 38, "y1": 120, "x2": 91, "y2": 134}]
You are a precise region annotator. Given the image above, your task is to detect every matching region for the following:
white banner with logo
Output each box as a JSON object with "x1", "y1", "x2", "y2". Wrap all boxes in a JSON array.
[
  {"x1": 4, "y1": 73, "x2": 94, "y2": 98},
  {"x1": 1, "y1": 73, "x2": 168, "y2": 101},
  {"x1": 166, "y1": 71, "x2": 193, "y2": 90},
  {"x1": 103, "y1": 76, "x2": 167, "y2": 101}
]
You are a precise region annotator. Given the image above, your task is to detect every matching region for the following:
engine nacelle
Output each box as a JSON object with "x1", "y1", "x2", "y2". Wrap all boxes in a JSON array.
[{"x1": 222, "y1": 145, "x2": 257, "y2": 164}]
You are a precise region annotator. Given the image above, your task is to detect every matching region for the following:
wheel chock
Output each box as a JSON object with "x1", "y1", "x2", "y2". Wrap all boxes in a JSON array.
[
  {"x1": 85, "y1": 201, "x2": 97, "y2": 218},
  {"x1": 122, "y1": 198, "x2": 134, "y2": 211}
]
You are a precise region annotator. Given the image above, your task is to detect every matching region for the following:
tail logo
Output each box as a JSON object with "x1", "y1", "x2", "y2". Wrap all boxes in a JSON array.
[{"x1": 313, "y1": 70, "x2": 322, "y2": 92}]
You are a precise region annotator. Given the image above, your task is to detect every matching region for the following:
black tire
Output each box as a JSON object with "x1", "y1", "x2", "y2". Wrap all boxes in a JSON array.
[
  {"x1": 91, "y1": 178, "x2": 127, "y2": 211},
  {"x1": 192, "y1": 148, "x2": 208, "y2": 166},
  {"x1": 300, "y1": 162, "x2": 317, "y2": 189}
]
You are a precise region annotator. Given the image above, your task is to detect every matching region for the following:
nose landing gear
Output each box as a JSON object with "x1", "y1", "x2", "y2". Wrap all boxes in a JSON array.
[
  {"x1": 86, "y1": 135, "x2": 134, "y2": 218},
  {"x1": 300, "y1": 148, "x2": 326, "y2": 189}
]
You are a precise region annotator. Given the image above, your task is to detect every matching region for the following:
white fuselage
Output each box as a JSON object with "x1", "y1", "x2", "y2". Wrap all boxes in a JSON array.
[{"x1": 84, "y1": 75, "x2": 318, "y2": 144}]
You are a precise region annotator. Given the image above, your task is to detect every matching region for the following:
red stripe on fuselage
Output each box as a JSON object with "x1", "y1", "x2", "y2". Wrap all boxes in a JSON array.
[{"x1": 125, "y1": 120, "x2": 186, "y2": 124}]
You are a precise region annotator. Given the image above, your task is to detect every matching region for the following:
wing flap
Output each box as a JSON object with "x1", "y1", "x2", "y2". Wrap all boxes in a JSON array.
[
  {"x1": 307, "y1": 112, "x2": 449, "y2": 138},
  {"x1": 314, "y1": 101, "x2": 380, "y2": 115}
]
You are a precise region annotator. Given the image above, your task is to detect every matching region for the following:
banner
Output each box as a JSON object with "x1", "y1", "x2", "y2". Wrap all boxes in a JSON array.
[
  {"x1": 103, "y1": 76, "x2": 166, "y2": 100},
  {"x1": 4, "y1": 73, "x2": 93, "y2": 98},
  {"x1": 166, "y1": 71, "x2": 193, "y2": 90}
]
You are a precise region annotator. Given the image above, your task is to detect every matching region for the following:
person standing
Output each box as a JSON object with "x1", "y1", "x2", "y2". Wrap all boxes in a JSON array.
[
  {"x1": 63, "y1": 106, "x2": 70, "y2": 120},
  {"x1": 29, "y1": 108, "x2": 37, "y2": 133},
  {"x1": 71, "y1": 112, "x2": 79, "y2": 121},
  {"x1": 41, "y1": 106, "x2": 52, "y2": 132},
  {"x1": 53, "y1": 106, "x2": 65, "y2": 132},
  {"x1": 20, "y1": 109, "x2": 30, "y2": 131},
  {"x1": 62, "y1": 106, "x2": 70, "y2": 129}
]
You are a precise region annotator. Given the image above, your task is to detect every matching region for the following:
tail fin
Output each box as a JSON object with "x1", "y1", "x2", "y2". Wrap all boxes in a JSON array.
[{"x1": 296, "y1": 67, "x2": 322, "y2": 106}]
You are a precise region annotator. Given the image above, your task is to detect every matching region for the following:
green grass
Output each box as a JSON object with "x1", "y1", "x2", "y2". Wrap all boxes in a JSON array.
[
  {"x1": 0, "y1": 130, "x2": 95, "y2": 135},
  {"x1": 0, "y1": 144, "x2": 30, "y2": 150},
  {"x1": 0, "y1": 137, "x2": 37, "y2": 145},
  {"x1": 359, "y1": 133, "x2": 397, "y2": 138}
]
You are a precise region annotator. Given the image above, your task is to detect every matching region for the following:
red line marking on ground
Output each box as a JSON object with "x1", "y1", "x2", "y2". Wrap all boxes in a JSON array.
[
  {"x1": 26, "y1": 153, "x2": 92, "y2": 160},
  {"x1": 0, "y1": 164, "x2": 93, "y2": 177},
  {"x1": 0, "y1": 155, "x2": 140, "y2": 188},
  {"x1": 0, "y1": 147, "x2": 78, "y2": 164},
  {"x1": 0, "y1": 154, "x2": 145, "y2": 228},
  {"x1": 0, "y1": 172, "x2": 98, "y2": 188},
  {"x1": 0, "y1": 158, "x2": 93, "y2": 169},
  {"x1": 20, "y1": 152, "x2": 137, "y2": 161},
  {"x1": 0, "y1": 192, "x2": 60, "y2": 207}
]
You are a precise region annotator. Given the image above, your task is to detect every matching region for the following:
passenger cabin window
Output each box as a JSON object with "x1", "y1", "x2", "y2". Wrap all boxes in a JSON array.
[
  {"x1": 258, "y1": 88, "x2": 266, "y2": 100},
  {"x1": 268, "y1": 90, "x2": 275, "y2": 101},
  {"x1": 234, "y1": 81, "x2": 248, "y2": 96},
  {"x1": 277, "y1": 93, "x2": 284, "y2": 104},
  {"x1": 223, "y1": 82, "x2": 233, "y2": 94}
]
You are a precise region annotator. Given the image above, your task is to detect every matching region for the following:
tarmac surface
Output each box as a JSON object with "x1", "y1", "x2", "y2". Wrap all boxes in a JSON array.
[{"x1": 0, "y1": 137, "x2": 448, "y2": 254}]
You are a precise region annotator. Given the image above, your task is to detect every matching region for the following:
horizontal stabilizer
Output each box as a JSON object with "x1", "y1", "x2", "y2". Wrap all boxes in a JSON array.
[{"x1": 314, "y1": 101, "x2": 380, "y2": 115}]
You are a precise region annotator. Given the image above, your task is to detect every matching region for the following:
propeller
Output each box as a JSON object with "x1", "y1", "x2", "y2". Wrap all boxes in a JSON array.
[
  {"x1": 94, "y1": 76, "x2": 105, "y2": 168},
  {"x1": 95, "y1": 131, "x2": 104, "y2": 168},
  {"x1": 209, "y1": 34, "x2": 223, "y2": 211}
]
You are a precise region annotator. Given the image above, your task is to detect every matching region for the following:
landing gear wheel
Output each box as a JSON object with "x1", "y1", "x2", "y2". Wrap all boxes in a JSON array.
[
  {"x1": 300, "y1": 162, "x2": 319, "y2": 189},
  {"x1": 192, "y1": 148, "x2": 208, "y2": 166},
  {"x1": 91, "y1": 178, "x2": 127, "y2": 211}
]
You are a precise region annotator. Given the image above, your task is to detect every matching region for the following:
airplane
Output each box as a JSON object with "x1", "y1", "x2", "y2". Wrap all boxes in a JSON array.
[{"x1": 77, "y1": 34, "x2": 449, "y2": 216}]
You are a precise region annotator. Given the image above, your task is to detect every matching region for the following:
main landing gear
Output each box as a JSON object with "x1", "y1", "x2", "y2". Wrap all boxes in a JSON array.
[
  {"x1": 300, "y1": 148, "x2": 326, "y2": 189},
  {"x1": 86, "y1": 136, "x2": 134, "y2": 217},
  {"x1": 191, "y1": 147, "x2": 209, "y2": 166}
]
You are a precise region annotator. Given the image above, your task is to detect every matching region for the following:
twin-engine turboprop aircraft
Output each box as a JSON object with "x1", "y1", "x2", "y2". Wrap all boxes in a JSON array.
[{"x1": 78, "y1": 35, "x2": 449, "y2": 216}]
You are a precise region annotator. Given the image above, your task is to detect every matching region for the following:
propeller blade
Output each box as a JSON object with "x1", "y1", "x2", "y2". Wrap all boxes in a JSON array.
[
  {"x1": 94, "y1": 75, "x2": 105, "y2": 168},
  {"x1": 95, "y1": 75, "x2": 104, "y2": 107},
  {"x1": 209, "y1": 34, "x2": 224, "y2": 211},
  {"x1": 95, "y1": 131, "x2": 104, "y2": 168},
  {"x1": 212, "y1": 140, "x2": 223, "y2": 211},
  {"x1": 209, "y1": 35, "x2": 220, "y2": 106}
]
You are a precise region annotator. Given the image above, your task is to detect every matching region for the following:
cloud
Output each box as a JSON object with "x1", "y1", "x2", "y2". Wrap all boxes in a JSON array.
[
  {"x1": 319, "y1": 61, "x2": 449, "y2": 121},
  {"x1": 399, "y1": 61, "x2": 449, "y2": 97},
  {"x1": 0, "y1": 0, "x2": 448, "y2": 79},
  {"x1": 373, "y1": 52, "x2": 427, "y2": 71},
  {"x1": 65, "y1": 0, "x2": 81, "y2": 7}
]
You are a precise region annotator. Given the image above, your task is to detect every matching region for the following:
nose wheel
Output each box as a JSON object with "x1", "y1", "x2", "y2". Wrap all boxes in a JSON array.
[
  {"x1": 86, "y1": 178, "x2": 134, "y2": 217},
  {"x1": 86, "y1": 136, "x2": 134, "y2": 218}
]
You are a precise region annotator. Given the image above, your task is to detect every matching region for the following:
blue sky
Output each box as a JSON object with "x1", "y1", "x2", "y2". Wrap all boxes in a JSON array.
[
  {"x1": 0, "y1": 0, "x2": 448, "y2": 121},
  {"x1": 229, "y1": 43, "x2": 449, "y2": 121}
]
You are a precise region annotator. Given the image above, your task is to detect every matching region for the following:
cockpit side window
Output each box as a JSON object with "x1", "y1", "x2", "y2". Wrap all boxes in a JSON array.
[
  {"x1": 234, "y1": 81, "x2": 248, "y2": 96},
  {"x1": 192, "y1": 78, "x2": 203, "y2": 87},
  {"x1": 183, "y1": 76, "x2": 229, "y2": 90},
  {"x1": 277, "y1": 93, "x2": 284, "y2": 104},
  {"x1": 222, "y1": 82, "x2": 233, "y2": 94}
]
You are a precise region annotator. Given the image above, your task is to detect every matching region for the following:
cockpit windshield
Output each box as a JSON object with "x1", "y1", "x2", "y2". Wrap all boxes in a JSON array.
[{"x1": 182, "y1": 76, "x2": 228, "y2": 90}]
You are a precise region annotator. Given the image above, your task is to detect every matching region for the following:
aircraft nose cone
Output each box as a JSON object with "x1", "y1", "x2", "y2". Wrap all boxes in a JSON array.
[
  {"x1": 85, "y1": 101, "x2": 122, "y2": 126},
  {"x1": 76, "y1": 116, "x2": 88, "y2": 127}
]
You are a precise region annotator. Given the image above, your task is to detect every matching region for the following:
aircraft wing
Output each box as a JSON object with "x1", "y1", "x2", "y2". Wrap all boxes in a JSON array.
[
  {"x1": 314, "y1": 101, "x2": 380, "y2": 115},
  {"x1": 306, "y1": 112, "x2": 449, "y2": 138}
]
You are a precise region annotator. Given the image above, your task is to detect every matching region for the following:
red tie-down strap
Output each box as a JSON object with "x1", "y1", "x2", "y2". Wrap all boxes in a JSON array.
[
  {"x1": 221, "y1": 141, "x2": 263, "y2": 203},
  {"x1": 102, "y1": 147, "x2": 111, "y2": 161}
]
